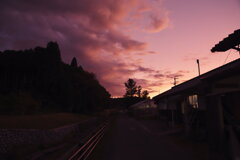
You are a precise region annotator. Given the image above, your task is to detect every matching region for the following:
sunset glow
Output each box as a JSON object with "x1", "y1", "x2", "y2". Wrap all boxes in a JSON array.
[{"x1": 0, "y1": 0, "x2": 239, "y2": 97}]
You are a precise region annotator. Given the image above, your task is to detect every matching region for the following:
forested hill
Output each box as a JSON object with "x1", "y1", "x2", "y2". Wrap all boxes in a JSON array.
[{"x1": 0, "y1": 42, "x2": 110, "y2": 114}]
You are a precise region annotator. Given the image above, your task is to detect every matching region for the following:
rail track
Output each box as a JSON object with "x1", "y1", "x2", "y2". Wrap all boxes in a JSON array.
[{"x1": 67, "y1": 121, "x2": 109, "y2": 160}]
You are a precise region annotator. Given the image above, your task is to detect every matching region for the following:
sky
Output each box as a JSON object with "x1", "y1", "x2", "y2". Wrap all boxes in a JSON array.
[{"x1": 0, "y1": 0, "x2": 239, "y2": 98}]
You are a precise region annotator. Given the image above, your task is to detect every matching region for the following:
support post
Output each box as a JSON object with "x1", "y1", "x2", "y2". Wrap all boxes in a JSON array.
[{"x1": 206, "y1": 95, "x2": 225, "y2": 160}]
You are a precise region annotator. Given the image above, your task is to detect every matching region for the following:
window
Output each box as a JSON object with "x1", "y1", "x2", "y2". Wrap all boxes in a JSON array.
[{"x1": 188, "y1": 94, "x2": 198, "y2": 108}]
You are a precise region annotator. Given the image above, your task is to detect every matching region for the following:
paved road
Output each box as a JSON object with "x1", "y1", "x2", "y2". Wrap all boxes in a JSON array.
[{"x1": 89, "y1": 114, "x2": 206, "y2": 160}]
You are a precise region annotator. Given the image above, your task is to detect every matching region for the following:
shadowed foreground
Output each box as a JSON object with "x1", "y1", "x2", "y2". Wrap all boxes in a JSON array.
[{"x1": 89, "y1": 114, "x2": 207, "y2": 160}]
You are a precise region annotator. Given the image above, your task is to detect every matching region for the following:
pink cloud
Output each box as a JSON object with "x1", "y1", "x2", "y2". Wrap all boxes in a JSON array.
[
  {"x1": 0, "y1": 0, "x2": 170, "y2": 97},
  {"x1": 147, "y1": 15, "x2": 169, "y2": 32},
  {"x1": 134, "y1": 50, "x2": 158, "y2": 55}
]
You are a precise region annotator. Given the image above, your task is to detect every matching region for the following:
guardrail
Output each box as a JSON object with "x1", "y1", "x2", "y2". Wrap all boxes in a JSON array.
[{"x1": 68, "y1": 122, "x2": 109, "y2": 160}]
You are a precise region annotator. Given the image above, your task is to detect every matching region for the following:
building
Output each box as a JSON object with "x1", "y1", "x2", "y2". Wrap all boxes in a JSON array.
[
  {"x1": 153, "y1": 29, "x2": 240, "y2": 160},
  {"x1": 154, "y1": 58, "x2": 240, "y2": 159},
  {"x1": 129, "y1": 99, "x2": 158, "y2": 118}
]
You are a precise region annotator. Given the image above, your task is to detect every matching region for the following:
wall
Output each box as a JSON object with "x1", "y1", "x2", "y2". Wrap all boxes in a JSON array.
[{"x1": 0, "y1": 118, "x2": 100, "y2": 155}]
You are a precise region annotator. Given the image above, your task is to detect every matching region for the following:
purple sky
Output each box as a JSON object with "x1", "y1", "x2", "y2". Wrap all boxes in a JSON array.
[{"x1": 0, "y1": 0, "x2": 239, "y2": 97}]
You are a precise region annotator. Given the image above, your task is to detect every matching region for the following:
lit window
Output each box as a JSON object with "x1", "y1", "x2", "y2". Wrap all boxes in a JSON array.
[{"x1": 188, "y1": 95, "x2": 198, "y2": 108}]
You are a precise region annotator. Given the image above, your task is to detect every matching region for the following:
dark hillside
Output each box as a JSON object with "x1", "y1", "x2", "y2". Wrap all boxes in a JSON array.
[{"x1": 0, "y1": 42, "x2": 110, "y2": 114}]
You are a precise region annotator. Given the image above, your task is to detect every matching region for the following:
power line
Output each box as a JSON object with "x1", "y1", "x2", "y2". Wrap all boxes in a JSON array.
[{"x1": 223, "y1": 50, "x2": 232, "y2": 64}]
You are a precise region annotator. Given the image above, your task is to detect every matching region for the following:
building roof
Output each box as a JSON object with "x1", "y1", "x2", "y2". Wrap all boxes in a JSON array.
[{"x1": 211, "y1": 29, "x2": 240, "y2": 52}]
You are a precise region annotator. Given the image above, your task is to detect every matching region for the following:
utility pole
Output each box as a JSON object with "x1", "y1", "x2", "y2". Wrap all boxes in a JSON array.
[
  {"x1": 173, "y1": 77, "x2": 177, "y2": 86},
  {"x1": 196, "y1": 59, "x2": 200, "y2": 76},
  {"x1": 171, "y1": 77, "x2": 177, "y2": 127}
]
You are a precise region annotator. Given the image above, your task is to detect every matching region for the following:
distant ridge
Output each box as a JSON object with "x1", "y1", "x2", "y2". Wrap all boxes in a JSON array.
[{"x1": 0, "y1": 42, "x2": 110, "y2": 114}]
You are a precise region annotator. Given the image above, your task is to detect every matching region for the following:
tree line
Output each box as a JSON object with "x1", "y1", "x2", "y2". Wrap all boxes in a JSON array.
[
  {"x1": 109, "y1": 79, "x2": 150, "y2": 109},
  {"x1": 0, "y1": 42, "x2": 110, "y2": 114},
  {"x1": 124, "y1": 79, "x2": 149, "y2": 99}
]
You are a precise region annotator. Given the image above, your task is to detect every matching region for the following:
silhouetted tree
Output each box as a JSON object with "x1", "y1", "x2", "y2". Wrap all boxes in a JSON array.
[
  {"x1": 141, "y1": 90, "x2": 150, "y2": 99},
  {"x1": 136, "y1": 85, "x2": 142, "y2": 97},
  {"x1": 46, "y1": 41, "x2": 61, "y2": 61},
  {"x1": 124, "y1": 79, "x2": 137, "y2": 97},
  {"x1": 71, "y1": 57, "x2": 78, "y2": 67}
]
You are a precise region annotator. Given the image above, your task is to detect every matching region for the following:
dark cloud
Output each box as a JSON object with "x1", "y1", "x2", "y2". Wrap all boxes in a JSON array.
[
  {"x1": 0, "y1": 0, "x2": 169, "y2": 96},
  {"x1": 165, "y1": 70, "x2": 190, "y2": 79},
  {"x1": 133, "y1": 51, "x2": 158, "y2": 56},
  {"x1": 1, "y1": 0, "x2": 134, "y2": 29},
  {"x1": 148, "y1": 69, "x2": 189, "y2": 80},
  {"x1": 152, "y1": 73, "x2": 165, "y2": 78},
  {"x1": 130, "y1": 78, "x2": 164, "y2": 95},
  {"x1": 135, "y1": 66, "x2": 156, "y2": 73}
]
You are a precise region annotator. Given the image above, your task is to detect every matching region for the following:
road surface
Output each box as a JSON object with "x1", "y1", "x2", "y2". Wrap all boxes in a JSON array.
[{"x1": 89, "y1": 114, "x2": 208, "y2": 160}]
